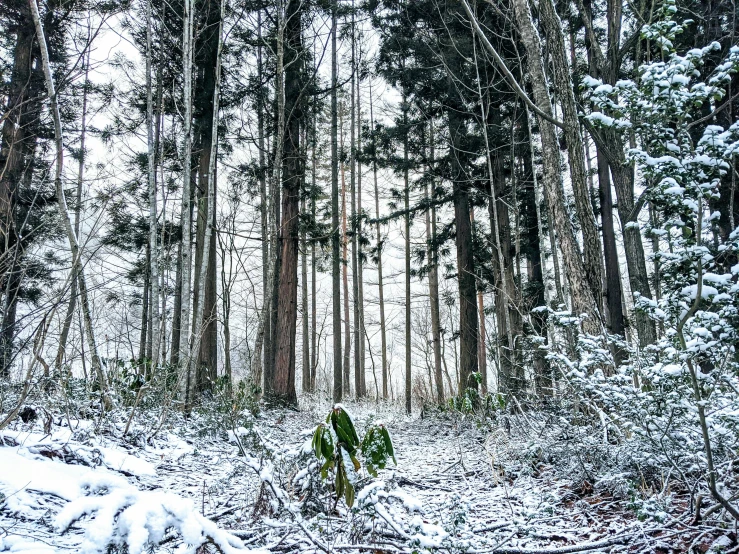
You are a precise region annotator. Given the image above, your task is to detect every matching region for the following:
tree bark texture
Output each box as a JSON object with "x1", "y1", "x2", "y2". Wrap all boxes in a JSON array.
[
  {"x1": 510, "y1": 0, "x2": 600, "y2": 334},
  {"x1": 539, "y1": 0, "x2": 604, "y2": 315},
  {"x1": 272, "y1": 0, "x2": 302, "y2": 404},
  {"x1": 331, "y1": 0, "x2": 342, "y2": 403}
]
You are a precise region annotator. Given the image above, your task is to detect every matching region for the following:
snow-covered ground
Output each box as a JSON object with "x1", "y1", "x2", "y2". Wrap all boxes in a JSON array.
[{"x1": 0, "y1": 401, "x2": 733, "y2": 553}]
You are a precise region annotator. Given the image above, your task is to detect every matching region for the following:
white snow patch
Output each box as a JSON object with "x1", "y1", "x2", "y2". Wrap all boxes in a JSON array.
[{"x1": 390, "y1": 488, "x2": 423, "y2": 512}]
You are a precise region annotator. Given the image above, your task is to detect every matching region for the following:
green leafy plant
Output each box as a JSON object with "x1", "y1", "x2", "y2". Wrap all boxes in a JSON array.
[
  {"x1": 312, "y1": 406, "x2": 396, "y2": 507},
  {"x1": 447, "y1": 386, "x2": 481, "y2": 414}
]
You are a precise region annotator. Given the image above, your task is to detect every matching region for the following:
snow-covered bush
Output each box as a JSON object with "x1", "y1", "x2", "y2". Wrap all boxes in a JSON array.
[
  {"x1": 572, "y1": 0, "x2": 739, "y2": 516},
  {"x1": 56, "y1": 477, "x2": 251, "y2": 554},
  {"x1": 191, "y1": 377, "x2": 260, "y2": 443}
]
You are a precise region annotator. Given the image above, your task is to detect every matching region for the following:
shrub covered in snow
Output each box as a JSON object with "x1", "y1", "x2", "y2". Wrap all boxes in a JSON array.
[{"x1": 568, "y1": 0, "x2": 739, "y2": 517}]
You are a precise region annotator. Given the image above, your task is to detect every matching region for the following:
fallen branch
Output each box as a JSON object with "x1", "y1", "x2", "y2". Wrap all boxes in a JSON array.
[
  {"x1": 333, "y1": 544, "x2": 406, "y2": 552},
  {"x1": 481, "y1": 535, "x2": 629, "y2": 554}
]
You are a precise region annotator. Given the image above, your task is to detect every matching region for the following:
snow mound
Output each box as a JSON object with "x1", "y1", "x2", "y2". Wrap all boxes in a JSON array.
[{"x1": 0, "y1": 442, "x2": 260, "y2": 553}]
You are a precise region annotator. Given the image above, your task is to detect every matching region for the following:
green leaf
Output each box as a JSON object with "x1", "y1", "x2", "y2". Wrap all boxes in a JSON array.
[
  {"x1": 312, "y1": 423, "x2": 334, "y2": 463},
  {"x1": 321, "y1": 433, "x2": 334, "y2": 460},
  {"x1": 349, "y1": 453, "x2": 361, "y2": 472},
  {"x1": 360, "y1": 424, "x2": 397, "y2": 475},
  {"x1": 345, "y1": 481, "x2": 355, "y2": 507},
  {"x1": 335, "y1": 461, "x2": 345, "y2": 498},
  {"x1": 312, "y1": 425, "x2": 324, "y2": 459},
  {"x1": 381, "y1": 426, "x2": 396, "y2": 465},
  {"x1": 330, "y1": 406, "x2": 360, "y2": 451}
]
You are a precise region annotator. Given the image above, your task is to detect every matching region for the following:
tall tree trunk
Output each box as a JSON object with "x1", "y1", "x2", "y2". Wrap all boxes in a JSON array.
[
  {"x1": 350, "y1": 9, "x2": 362, "y2": 399},
  {"x1": 609, "y1": 160, "x2": 657, "y2": 346},
  {"x1": 30, "y1": 0, "x2": 108, "y2": 398},
  {"x1": 470, "y1": 33, "x2": 520, "y2": 394},
  {"x1": 262, "y1": 2, "x2": 287, "y2": 397},
  {"x1": 301, "y1": 191, "x2": 309, "y2": 393},
  {"x1": 539, "y1": 0, "x2": 604, "y2": 315},
  {"x1": 0, "y1": 0, "x2": 38, "y2": 377},
  {"x1": 577, "y1": 0, "x2": 657, "y2": 347},
  {"x1": 146, "y1": 0, "x2": 161, "y2": 370},
  {"x1": 356, "y1": 74, "x2": 366, "y2": 397},
  {"x1": 310, "y1": 105, "x2": 318, "y2": 392},
  {"x1": 189, "y1": 0, "x2": 224, "y2": 401},
  {"x1": 444, "y1": 3, "x2": 478, "y2": 393},
  {"x1": 272, "y1": 0, "x2": 302, "y2": 405},
  {"x1": 487, "y1": 160, "x2": 524, "y2": 395},
  {"x1": 510, "y1": 0, "x2": 600, "y2": 334},
  {"x1": 147, "y1": 275, "x2": 154, "y2": 361},
  {"x1": 253, "y1": 9, "x2": 268, "y2": 389},
  {"x1": 1, "y1": 269, "x2": 21, "y2": 377},
  {"x1": 331, "y1": 0, "x2": 342, "y2": 403},
  {"x1": 427, "y1": 124, "x2": 444, "y2": 404},
  {"x1": 154, "y1": 48, "x2": 165, "y2": 366},
  {"x1": 403, "y1": 98, "x2": 411, "y2": 415},
  {"x1": 170, "y1": 238, "x2": 182, "y2": 367},
  {"x1": 451, "y1": 144, "x2": 478, "y2": 393},
  {"x1": 521, "y1": 108, "x2": 550, "y2": 393},
  {"x1": 598, "y1": 150, "x2": 626, "y2": 364},
  {"x1": 477, "y1": 288, "x2": 487, "y2": 393},
  {"x1": 139, "y1": 250, "x2": 150, "y2": 363},
  {"x1": 267, "y1": 88, "x2": 283, "y2": 393},
  {"x1": 369, "y1": 82, "x2": 387, "y2": 400},
  {"x1": 191, "y1": 0, "x2": 222, "y2": 393},
  {"x1": 179, "y1": 0, "x2": 195, "y2": 406},
  {"x1": 219, "y1": 234, "x2": 232, "y2": 384},
  {"x1": 341, "y1": 157, "x2": 351, "y2": 397}
]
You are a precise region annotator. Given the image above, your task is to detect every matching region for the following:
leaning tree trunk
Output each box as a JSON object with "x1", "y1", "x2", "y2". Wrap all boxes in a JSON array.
[
  {"x1": 29, "y1": 0, "x2": 108, "y2": 399},
  {"x1": 470, "y1": 34, "x2": 519, "y2": 394},
  {"x1": 539, "y1": 0, "x2": 604, "y2": 315},
  {"x1": 510, "y1": 0, "x2": 601, "y2": 334},
  {"x1": 56, "y1": 48, "x2": 90, "y2": 372}
]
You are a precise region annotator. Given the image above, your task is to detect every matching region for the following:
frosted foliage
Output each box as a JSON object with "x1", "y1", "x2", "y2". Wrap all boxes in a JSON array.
[{"x1": 572, "y1": 0, "x2": 739, "y2": 522}]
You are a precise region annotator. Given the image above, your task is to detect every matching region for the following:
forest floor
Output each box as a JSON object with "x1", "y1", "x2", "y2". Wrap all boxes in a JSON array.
[{"x1": 0, "y1": 400, "x2": 734, "y2": 553}]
